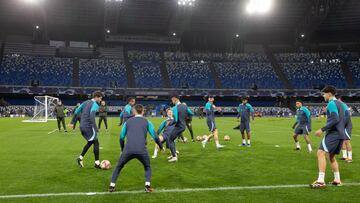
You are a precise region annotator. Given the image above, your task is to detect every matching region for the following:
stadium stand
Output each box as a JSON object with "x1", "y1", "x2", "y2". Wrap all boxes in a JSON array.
[
  {"x1": 166, "y1": 61, "x2": 215, "y2": 88},
  {"x1": 348, "y1": 61, "x2": 360, "y2": 88},
  {"x1": 79, "y1": 59, "x2": 127, "y2": 88},
  {"x1": 214, "y1": 62, "x2": 282, "y2": 89},
  {"x1": 0, "y1": 55, "x2": 72, "y2": 86},
  {"x1": 132, "y1": 61, "x2": 164, "y2": 88}
]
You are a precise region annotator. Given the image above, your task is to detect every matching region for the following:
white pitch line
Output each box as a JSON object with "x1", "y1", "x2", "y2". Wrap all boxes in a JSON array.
[
  {"x1": 47, "y1": 129, "x2": 58, "y2": 135},
  {"x1": 1, "y1": 183, "x2": 360, "y2": 199}
]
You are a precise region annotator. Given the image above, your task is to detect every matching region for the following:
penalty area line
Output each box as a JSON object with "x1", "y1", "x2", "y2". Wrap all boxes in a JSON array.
[{"x1": 1, "y1": 183, "x2": 360, "y2": 199}]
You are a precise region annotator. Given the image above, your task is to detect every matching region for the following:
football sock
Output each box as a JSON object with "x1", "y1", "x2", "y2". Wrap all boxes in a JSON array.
[
  {"x1": 242, "y1": 139, "x2": 246, "y2": 144},
  {"x1": 215, "y1": 140, "x2": 220, "y2": 146},
  {"x1": 348, "y1": 151, "x2": 352, "y2": 159},
  {"x1": 153, "y1": 148, "x2": 158, "y2": 156},
  {"x1": 317, "y1": 172, "x2": 325, "y2": 183},
  {"x1": 295, "y1": 142, "x2": 300, "y2": 148},
  {"x1": 342, "y1": 150, "x2": 347, "y2": 159},
  {"x1": 307, "y1": 144, "x2": 312, "y2": 152},
  {"x1": 110, "y1": 182, "x2": 116, "y2": 187},
  {"x1": 79, "y1": 155, "x2": 84, "y2": 160},
  {"x1": 247, "y1": 140, "x2": 251, "y2": 145},
  {"x1": 95, "y1": 160, "x2": 100, "y2": 165},
  {"x1": 334, "y1": 172, "x2": 340, "y2": 182},
  {"x1": 145, "y1": 182, "x2": 151, "y2": 186}
]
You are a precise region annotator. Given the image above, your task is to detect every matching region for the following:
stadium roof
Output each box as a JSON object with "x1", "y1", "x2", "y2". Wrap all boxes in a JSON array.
[{"x1": 0, "y1": 0, "x2": 360, "y2": 43}]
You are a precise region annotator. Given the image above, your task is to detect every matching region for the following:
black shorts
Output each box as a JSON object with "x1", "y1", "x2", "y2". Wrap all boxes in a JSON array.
[
  {"x1": 240, "y1": 122, "x2": 250, "y2": 133},
  {"x1": 294, "y1": 125, "x2": 310, "y2": 135},
  {"x1": 80, "y1": 127, "x2": 98, "y2": 142},
  {"x1": 118, "y1": 151, "x2": 150, "y2": 169},
  {"x1": 207, "y1": 120, "x2": 216, "y2": 132},
  {"x1": 319, "y1": 133, "x2": 344, "y2": 155}
]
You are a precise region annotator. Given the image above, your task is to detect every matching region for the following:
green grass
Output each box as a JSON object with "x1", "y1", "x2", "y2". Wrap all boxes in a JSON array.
[{"x1": 0, "y1": 116, "x2": 359, "y2": 203}]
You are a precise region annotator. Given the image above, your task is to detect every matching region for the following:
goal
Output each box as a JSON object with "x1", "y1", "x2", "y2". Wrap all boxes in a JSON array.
[{"x1": 22, "y1": 96, "x2": 60, "y2": 122}]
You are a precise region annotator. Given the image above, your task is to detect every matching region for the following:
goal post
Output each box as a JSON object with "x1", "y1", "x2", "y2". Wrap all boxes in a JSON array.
[{"x1": 22, "y1": 96, "x2": 59, "y2": 122}]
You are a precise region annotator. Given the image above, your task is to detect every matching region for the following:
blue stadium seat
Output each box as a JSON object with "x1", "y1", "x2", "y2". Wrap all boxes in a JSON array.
[{"x1": 0, "y1": 55, "x2": 72, "y2": 86}]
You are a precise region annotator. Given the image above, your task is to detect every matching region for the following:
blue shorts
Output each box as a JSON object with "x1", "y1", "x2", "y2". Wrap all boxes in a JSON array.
[
  {"x1": 294, "y1": 125, "x2": 310, "y2": 135},
  {"x1": 240, "y1": 122, "x2": 250, "y2": 133},
  {"x1": 80, "y1": 127, "x2": 98, "y2": 142},
  {"x1": 319, "y1": 133, "x2": 344, "y2": 155},
  {"x1": 207, "y1": 120, "x2": 216, "y2": 132}
]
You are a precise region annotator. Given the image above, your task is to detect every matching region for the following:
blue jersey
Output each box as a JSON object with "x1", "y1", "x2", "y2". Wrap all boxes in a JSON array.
[
  {"x1": 238, "y1": 103, "x2": 254, "y2": 122},
  {"x1": 157, "y1": 117, "x2": 175, "y2": 136},
  {"x1": 122, "y1": 104, "x2": 133, "y2": 122},
  {"x1": 71, "y1": 99, "x2": 99, "y2": 130},
  {"x1": 205, "y1": 102, "x2": 215, "y2": 121},
  {"x1": 321, "y1": 98, "x2": 346, "y2": 139},
  {"x1": 172, "y1": 102, "x2": 194, "y2": 127},
  {"x1": 120, "y1": 115, "x2": 161, "y2": 153},
  {"x1": 295, "y1": 106, "x2": 311, "y2": 128}
]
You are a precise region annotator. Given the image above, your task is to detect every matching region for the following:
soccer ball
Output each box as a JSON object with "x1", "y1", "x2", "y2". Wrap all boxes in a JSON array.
[
  {"x1": 100, "y1": 160, "x2": 111, "y2": 170},
  {"x1": 224, "y1": 135, "x2": 231, "y2": 141}
]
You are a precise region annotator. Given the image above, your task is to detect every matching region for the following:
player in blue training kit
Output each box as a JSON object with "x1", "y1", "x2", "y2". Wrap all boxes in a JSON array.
[
  {"x1": 202, "y1": 96, "x2": 225, "y2": 149},
  {"x1": 338, "y1": 97, "x2": 353, "y2": 163},
  {"x1": 292, "y1": 100, "x2": 312, "y2": 152},
  {"x1": 69, "y1": 91, "x2": 103, "y2": 169},
  {"x1": 109, "y1": 104, "x2": 163, "y2": 193},
  {"x1": 310, "y1": 86, "x2": 346, "y2": 189},
  {"x1": 167, "y1": 95, "x2": 194, "y2": 162},
  {"x1": 152, "y1": 108, "x2": 176, "y2": 159},
  {"x1": 238, "y1": 97, "x2": 254, "y2": 147},
  {"x1": 119, "y1": 97, "x2": 135, "y2": 125}
]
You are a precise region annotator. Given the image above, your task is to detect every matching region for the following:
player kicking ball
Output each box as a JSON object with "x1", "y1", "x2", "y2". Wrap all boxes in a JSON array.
[
  {"x1": 310, "y1": 86, "x2": 345, "y2": 189},
  {"x1": 109, "y1": 104, "x2": 163, "y2": 193},
  {"x1": 68, "y1": 91, "x2": 103, "y2": 169},
  {"x1": 152, "y1": 108, "x2": 176, "y2": 159},
  {"x1": 202, "y1": 96, "x2": 224, "y2": 149},
  {"x1": 292, "y1": 100, "x2": 312, "y2": 153}
]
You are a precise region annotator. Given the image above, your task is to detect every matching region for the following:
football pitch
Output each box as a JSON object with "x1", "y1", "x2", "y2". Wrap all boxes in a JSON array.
[{"x1": 0, "y1": 116, "x2": 359, "y2": 203}]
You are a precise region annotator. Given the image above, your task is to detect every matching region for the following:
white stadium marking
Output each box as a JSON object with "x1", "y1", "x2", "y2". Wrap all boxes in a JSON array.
[
  {"x1": 1, "y1": 183, "x2": 360, "y2": 199},
  {"x1": 47, "y1": 129, "x2": 58, "y2": 135}
]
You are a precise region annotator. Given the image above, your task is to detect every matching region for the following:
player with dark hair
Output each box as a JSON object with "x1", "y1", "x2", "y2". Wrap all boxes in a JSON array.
[
  {"x1": 201, "y1": 96, "x2": 225, "y2": 149},
  {"x1": 69, "y1": 91, "x2": 103, "y2": 169},
  {"x1": 292, "y1": 100, "x2": 312, "y2": 152},
  {"x1": 238, "y1": 97, "x2": 254, "y2": 147},
  {"x1": 119, "y1": 97, "x2": 136, "y2": 125},
  {"x1": 109, "y1": 104, "x2": 163, "y2": 193},
  {"x1": 167, "y1": 95, "x2": 194, "y2": 162},
  {"x1": 72, "y1": 103, "x2": 81, "y2": 130},
  {"x1": 178, "y1": 102, "x2": 195, "y2": 142},
  {"x1": 98, "y1": 100, "x2": 108, "y2": 130},
  {"x1": 310, "y1": 86, "x2": 346, "y2": 188},
  {"x1": 54, "y1": 100, "x2": 67, "y2": 132}
]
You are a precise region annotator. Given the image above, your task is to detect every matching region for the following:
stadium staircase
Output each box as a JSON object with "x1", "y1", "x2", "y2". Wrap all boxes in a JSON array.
[
  {"x1": 159, "y1": 52, "x2": 171, "y2": 88},
  {"x1": 208, "y1": 61, "x2": 222, "y2": 89},
  {"x1": 123, "y1": 48, "x2": 136, "y2": 88},
  {"x1": 72, "y1": 58, "x2": 80, "y2": 87},
  {"x1": 340, "y1": 62, "x2": 355, "y2": 89},
  {"x1": 264, "y1": 46, "x2": 293, "y2": 89}
]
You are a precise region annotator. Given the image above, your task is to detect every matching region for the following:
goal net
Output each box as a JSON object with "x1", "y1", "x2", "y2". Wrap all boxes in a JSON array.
[{"x1": 22, "y1": 96, "x2": 59, "y2": 122}]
